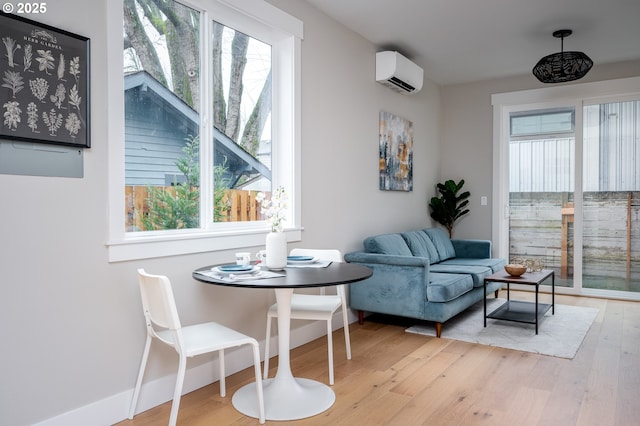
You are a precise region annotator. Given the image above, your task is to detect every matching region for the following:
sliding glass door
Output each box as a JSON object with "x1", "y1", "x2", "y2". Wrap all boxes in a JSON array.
[
  {"x1": 582, "y1": 99, "x2": 640, "y2": 293},
  {"x1": 496, "y1": 89, "x2": 640, "y2": 298},
  {"x1": 507, "y1": 107, "x2": 576, "y2": 289}
]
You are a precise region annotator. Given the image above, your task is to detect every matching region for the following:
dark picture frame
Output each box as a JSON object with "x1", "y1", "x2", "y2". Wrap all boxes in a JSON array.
[{"x1": 0, "y1": 12, "x2": 90, "y2": 148}]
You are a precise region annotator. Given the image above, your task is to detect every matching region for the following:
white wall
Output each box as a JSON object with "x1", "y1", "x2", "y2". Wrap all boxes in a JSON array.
[
  {"x1": 440, "y1": 59, "x2": 640, "y2": 242},
  {"x1": 0, "y1": 0, "x2": 441, "y2": 424},
  {"x1": 271, "y1": 0, "x2": 441, "y2": 252}
]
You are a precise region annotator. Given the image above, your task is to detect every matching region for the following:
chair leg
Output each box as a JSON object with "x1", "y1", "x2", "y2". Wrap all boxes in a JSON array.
[
  {"x1": 436, "y1": 322, "x2": 442, "y2": 338},
  {"x1": 263, "y1": 315, "x2": 272, "y2": 379},
  {"x1": 341, "y1": 307, "x2": 352, "y2": 360},
  {"x1": 218, "y1": 349, "x2": 226, "y2": 397},
  {"x1": 251, "y1": 342, "x2": 266, "y2": 424},
  {"x1": 326, "y1": 319, "x2": 334, "y2": 385},
  {"x1": 128, "y1": 335, "x2": 152, "y2": 419},
  {"x1": 358, "y1": 310, "x2": 364, "y2": 325},
  {"x1": 169, "y1": 354, "x2": 188, "y2": 426}
]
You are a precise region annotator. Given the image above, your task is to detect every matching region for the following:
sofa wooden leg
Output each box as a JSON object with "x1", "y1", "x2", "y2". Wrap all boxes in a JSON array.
[
  {"x1": 436, "y1": 322, "x2": 442, "y2": 338},
  {"x1": 358, "y1": 310, "x2": 364, "y2": 325},
  {"x1": 495, "y1": 290, "x2": 499, "y2": 298}
]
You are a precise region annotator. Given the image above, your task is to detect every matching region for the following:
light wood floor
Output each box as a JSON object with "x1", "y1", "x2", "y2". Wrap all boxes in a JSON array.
[{"x1": 118, "y1": 291, "x2": 640, "y2": 425}]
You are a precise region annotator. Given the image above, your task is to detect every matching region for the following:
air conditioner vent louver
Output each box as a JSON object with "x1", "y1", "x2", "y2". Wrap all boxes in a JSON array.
[
  {"x1": 388, "y1": 76, "x2": 416, "y2": 92},
  {"x1": 376, "y1": 51, "x2": 423, "y2": 95}
]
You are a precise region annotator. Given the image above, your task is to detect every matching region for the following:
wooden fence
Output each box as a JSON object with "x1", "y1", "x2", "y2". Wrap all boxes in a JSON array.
[
  {"x1": 125, "y1": 186, "x2": 265, "y2": 231},
  {"x1": 509, "y1": 191, "x2": 639, "y2": 283}
]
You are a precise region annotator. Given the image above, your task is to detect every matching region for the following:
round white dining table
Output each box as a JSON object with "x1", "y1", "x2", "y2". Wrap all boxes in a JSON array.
[{"x1": 193, "y1": 261, "x2": 372, "y2": 421}]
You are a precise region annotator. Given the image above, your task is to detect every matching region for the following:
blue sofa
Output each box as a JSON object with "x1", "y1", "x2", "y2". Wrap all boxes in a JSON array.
[{"x1": 344, "y1": 228, "x2": 507, "y2": 337}]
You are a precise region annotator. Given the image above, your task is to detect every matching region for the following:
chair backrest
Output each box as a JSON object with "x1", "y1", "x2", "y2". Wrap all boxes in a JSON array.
[
  {"x1": 137, "y1": 269, "x2": 182, "y2": 332},
  {"x1": 289, "y1": 249, "x2": 343, "y2": 296}
]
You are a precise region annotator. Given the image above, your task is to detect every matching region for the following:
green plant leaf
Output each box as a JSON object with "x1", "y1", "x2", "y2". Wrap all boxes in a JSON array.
[{"x1": 428, "y1": 178, "x2": 470, "y2": 237}]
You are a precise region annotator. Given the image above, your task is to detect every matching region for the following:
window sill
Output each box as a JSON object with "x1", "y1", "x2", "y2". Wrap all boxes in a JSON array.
[{"x1": 107, "y1": 227, "x2": 302, "y2": 262}]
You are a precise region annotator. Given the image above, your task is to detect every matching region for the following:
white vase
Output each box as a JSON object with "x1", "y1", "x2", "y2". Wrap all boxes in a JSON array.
[{"x1": 265, "y1": 231, "x2": 287, "y2": 270}]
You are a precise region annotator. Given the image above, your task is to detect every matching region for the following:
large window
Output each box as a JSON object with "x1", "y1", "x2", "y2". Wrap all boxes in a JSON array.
[{"x1": 108, "y1": 0, "x2": 302, "y2": 261}]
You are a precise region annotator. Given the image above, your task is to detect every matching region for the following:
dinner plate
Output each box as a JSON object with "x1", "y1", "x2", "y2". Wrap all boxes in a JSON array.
[
  {"x1": 212, "y1": 265, "x2": 259, "y2": 275},
  {"x1": 287, "y1": 256, "x2": 317, "y2": 264}
]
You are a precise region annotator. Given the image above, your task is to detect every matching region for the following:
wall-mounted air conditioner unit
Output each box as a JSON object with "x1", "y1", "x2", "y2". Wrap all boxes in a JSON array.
[{"x1": 375, "y1": 51, "x2": 424, "y2": 95}]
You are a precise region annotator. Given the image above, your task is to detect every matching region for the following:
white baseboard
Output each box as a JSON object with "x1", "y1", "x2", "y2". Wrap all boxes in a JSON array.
[
  {"x1": 32, "y1": 351, "x2": 249, "y2": 426},
  {"x1": 34, "y1": 312, "x2": 354, "y2": 425}
]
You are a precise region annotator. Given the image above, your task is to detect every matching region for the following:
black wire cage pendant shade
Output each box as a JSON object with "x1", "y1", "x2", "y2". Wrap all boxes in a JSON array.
[{"x1": 532, "y1": 29, "x2": 593, "y2": 83}]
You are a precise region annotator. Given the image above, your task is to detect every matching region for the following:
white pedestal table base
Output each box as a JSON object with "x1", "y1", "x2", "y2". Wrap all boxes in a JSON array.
[
  {"x1": 232, "y1": 376, "x2": 335, "y2": 421},
  {"x1": 232, "y1": 287, "x2": 335, "y2": 420}
]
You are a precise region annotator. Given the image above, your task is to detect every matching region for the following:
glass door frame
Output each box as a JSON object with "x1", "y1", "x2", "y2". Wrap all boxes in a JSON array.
[{"x1": 491, "y1": 76, "x2": 640, "y2": 301}]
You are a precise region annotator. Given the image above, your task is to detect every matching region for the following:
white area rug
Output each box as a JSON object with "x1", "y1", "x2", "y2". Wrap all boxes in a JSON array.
[{"x1": 406, "y1": 298, "x2": 599, "y2": 359}]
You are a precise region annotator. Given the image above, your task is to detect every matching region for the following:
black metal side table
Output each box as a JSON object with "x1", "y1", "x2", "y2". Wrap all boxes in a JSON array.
[{"x1": 483, "y1": 269, "x2": 555, "y2": 334}]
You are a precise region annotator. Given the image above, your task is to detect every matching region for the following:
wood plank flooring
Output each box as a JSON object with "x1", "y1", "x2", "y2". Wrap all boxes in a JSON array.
[{"x1": 117, "y1": 292, "x2": 640, "y2": 425}]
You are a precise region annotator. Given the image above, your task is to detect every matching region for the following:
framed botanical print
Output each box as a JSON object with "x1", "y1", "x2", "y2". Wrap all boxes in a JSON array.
[{"x1": 1, "y1": 12, "x2": 90, "y2": 148}]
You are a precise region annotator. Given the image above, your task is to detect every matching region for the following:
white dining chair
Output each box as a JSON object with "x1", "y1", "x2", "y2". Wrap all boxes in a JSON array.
[
  {"x1": 263, "y1": 248, "x2": 350, "y2": 385},
  {"x1": 129, "y1": 269, "x2": 265, "y2": 425}
]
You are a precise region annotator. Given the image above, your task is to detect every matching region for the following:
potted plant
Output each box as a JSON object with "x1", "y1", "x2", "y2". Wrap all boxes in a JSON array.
[{"x1": 429, "y1": 179, "x2": 470, "y2": 237}]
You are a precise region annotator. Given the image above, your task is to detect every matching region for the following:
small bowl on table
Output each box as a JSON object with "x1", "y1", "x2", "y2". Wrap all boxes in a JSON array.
[{"x1": 505, "y1": 264, "x2": 527, "y2": 277}]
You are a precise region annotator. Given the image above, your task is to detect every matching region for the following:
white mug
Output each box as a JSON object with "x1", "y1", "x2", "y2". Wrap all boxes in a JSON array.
[{"x1": 235, "y1": 252, "x2": 251, "y2": 266}]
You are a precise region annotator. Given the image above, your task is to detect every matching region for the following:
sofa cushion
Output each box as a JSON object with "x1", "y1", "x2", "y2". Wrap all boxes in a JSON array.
[
  {"x1": 424, "y1": 228, "x2": 456, "y2": 261},
  {"x1": 430, "y1": 264, "x2": 493, "y2": 287},
  {"x1": 451, "y1": 239, "x2": 491, "y2": 259},
  {"x1": 440, "y1": 257, "x2": 508, "y2": 273},
  {"x1": 401, "y1": 230, "x2": 440, "y2": 263},
  {"x1": 363, "y1": 233, "x2": 413, "y2": 256},
  {"x1": 427, "y1": 273, "x2": 473, "y2": 302}
]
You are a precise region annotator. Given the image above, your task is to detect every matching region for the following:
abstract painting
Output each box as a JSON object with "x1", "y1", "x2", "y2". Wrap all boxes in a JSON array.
[{"x1": 379, "y1": 111, "x2": 413, "y2": 191}]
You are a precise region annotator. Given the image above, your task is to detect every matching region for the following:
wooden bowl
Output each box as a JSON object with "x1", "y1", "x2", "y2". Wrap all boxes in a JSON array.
[{"x1": 505, "y1": 264, "x2": 527, "y2": 277}]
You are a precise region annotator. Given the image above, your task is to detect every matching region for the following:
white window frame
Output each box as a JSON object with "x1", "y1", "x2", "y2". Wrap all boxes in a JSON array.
[{"x1": 107, "y1": 0, "x2": 303, "y2": 262}]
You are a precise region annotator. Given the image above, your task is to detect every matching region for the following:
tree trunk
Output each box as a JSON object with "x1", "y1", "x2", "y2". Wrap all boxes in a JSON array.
[
  {"x1": 212, "y1": 21, "x2": 226, "y2": 131},
  {"x1": 225, "y1": 32, "x2": 249, "y2": 141},
  {"x1": 241, "y1": 70, "x2": 272, "y2": 156},
  {"x1": 123, "y1": 0, "x2": 167, "y2": 86},
  {"x1": 151, "y1": 0, "x2": 199, "y2": 110}
]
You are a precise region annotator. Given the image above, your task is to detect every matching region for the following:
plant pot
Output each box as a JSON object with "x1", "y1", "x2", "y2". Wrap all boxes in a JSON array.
[{"x1": 265, "y1": 231, "x2": 287, "y2": 270}]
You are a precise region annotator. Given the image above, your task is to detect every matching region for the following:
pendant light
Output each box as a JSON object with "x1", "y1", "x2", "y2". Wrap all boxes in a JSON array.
[{"x1": 532, "y1": 29, "x2": 593, "y2": 83}]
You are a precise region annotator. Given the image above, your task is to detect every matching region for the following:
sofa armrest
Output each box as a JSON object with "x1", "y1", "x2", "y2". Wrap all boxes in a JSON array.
[
  {"x1": 344, "y1": 252, "x2": 429, "y2": 318},
  {"x1": 344, "y1": 252, "x2": 430, "y2": 268},
  {"x1": 451, "y1": 239, "x2": 492, "y2": 258}
]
